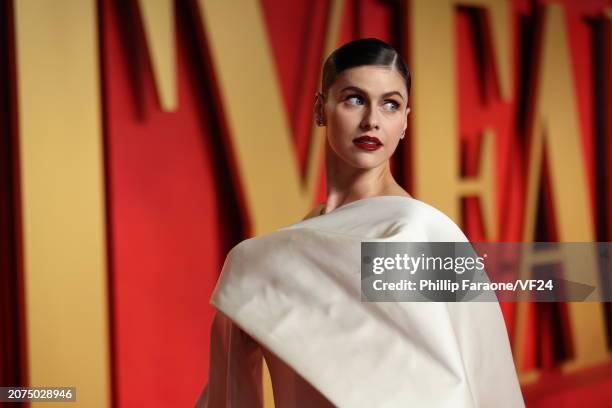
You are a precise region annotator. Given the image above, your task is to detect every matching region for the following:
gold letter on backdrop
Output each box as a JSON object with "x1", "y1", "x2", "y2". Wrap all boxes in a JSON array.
[
  {"x1": 14, "y1": 1, "x2": 110, "y2": 406},
  {"x1": 196, "y1": 0, "x2": 343, "y2": 235},
  {"x1": 411, "y1": 0, "x2": 510, "y2": 240},
  {"x1": 514, "y1": 4, "x2": 609, "y2": 377},
  {"x1": 135, "y1": 0, "x2": 176, "y2": 111}
]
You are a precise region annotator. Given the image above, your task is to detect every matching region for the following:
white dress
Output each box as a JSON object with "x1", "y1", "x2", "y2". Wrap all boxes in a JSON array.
[{"x1": 195, "y1": 196, "x2": 524, "y2": 407}]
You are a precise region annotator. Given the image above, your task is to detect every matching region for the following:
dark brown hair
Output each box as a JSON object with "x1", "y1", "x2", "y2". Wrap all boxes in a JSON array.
[{"x1": 321, "y1": 38, "x2": 411, "y2": 97}]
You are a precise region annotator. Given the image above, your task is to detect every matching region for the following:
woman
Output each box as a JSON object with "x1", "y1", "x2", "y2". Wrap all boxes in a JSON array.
[{"x1": 196, "y1": 38, "x2": 524, "y2": 407}]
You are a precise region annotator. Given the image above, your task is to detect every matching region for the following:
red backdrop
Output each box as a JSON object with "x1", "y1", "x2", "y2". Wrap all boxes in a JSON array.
[{"x1": 1, "y1": 0, "x2": 612, "y2": 407}]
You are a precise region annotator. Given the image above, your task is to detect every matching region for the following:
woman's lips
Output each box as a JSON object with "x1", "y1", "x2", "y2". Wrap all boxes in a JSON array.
[{"x1": 353, "y1": 135, "x2": 383, "y2": 151}]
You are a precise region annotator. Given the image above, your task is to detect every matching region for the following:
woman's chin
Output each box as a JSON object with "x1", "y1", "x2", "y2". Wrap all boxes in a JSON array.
[
  {"x1": 328, "y1": 144, "x2": 390, "y2": 170},
  {"x1": 340, "y1": 153, "x2": 388, "y2": 170}
]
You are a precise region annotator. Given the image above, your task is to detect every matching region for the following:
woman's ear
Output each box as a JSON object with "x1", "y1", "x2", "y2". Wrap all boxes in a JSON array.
[{"x1": 403, "y1": 107, "x2": 410, "y2": 133}]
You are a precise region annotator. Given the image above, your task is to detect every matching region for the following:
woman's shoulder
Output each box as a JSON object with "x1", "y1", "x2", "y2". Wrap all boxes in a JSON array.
[
  {"x1": 302, "y1": 203, "x2": 325, "y2": 221},
  {"x1": 225, "y1": 197, "x2": 469, "y2": 255},
  {"x1": 223, "y1": 227, "x2": 296, "y2": 264}
]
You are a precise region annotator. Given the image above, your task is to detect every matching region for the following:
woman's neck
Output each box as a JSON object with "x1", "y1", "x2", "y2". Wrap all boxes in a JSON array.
[{"x1": 323, "y1": 143, "x2": 408, "y2": 214}]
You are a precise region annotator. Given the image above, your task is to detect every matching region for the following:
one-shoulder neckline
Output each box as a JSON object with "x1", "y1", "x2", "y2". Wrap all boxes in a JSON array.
[{"x1": 319, "y1": 194, "x2": 415, "y2": 215}]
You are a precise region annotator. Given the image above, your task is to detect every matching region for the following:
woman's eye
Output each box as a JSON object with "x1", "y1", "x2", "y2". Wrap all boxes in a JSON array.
[
  {"x1": 346, "y1": 95, "x2": 364, "y2": 105},
  {"x1": 383, "y1": 101, "x2": 400, "y2": 111}
]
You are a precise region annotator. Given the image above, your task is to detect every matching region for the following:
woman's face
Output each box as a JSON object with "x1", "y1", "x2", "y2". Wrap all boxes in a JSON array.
[{"x1": 318, "y1": 65, "x2": 410, "y2": 170}]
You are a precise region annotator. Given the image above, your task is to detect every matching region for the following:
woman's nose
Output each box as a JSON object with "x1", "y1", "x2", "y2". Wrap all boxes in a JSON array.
[{"x1": 360, "y1": 107, "x2": 380, "y2": 130}]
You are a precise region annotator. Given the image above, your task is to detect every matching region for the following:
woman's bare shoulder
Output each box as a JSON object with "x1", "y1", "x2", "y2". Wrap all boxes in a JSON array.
[{"x1": 302, "y1": 203, "x2": 325, "y2": 220}]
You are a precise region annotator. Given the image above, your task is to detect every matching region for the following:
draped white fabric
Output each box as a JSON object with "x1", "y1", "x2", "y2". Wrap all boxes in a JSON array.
[{"x1": 198, "y1": 196, "x2": 524, "y2": 407}]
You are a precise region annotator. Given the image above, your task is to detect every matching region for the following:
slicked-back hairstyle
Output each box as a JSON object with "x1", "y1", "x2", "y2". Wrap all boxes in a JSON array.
[{"x1": 321, "y1": 38, "x2": 411, "y2": 97}]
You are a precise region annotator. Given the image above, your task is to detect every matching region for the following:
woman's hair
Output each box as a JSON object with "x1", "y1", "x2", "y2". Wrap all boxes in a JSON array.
[{"x1": 321, "y1": 38, "x2": 411, "y2": 97}]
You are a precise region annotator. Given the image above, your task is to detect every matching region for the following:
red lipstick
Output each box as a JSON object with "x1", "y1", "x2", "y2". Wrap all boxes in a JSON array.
[{"x1": 353, "y1": 135, "x2": 383, "y2": 151}]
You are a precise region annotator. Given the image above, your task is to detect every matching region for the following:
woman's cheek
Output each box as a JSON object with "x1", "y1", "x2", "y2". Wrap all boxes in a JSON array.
[{"x1": 330, "y1": 118, "x2": 354, "y2": 145}]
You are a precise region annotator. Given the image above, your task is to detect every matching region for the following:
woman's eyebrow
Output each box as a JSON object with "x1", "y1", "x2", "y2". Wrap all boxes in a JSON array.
[{"x1": 339, "y1": 86, "x2": 404, "y2": 100}]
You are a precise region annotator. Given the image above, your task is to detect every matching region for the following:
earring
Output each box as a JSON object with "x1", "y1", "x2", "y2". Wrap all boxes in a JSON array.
[
  {"x1": 400, "y1": 130, "x2": 405, "y2": 139},
  {"x1": 316, "y1": 117, "x2": 325, "y2": 127}
]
